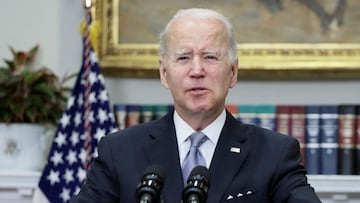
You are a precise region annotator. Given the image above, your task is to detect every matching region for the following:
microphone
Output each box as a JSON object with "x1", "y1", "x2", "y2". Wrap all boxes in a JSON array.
[
  {"x1": 182, "y1": 166, "x2": 210, "y2": 203},
  {"x1": 135, "y1": 164, "x2": 165, "y2": 203}
]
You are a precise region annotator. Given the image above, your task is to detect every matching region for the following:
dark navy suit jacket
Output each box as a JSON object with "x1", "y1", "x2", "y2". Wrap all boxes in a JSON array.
[{"x1": 70, "y1": 110, "x2": 321, "y2": 203}]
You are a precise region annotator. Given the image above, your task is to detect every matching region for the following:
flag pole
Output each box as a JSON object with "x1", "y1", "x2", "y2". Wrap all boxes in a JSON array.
[
  {"x1": 84, "y1": 0, "x2": 92, "y2": 9},
  {"x1": 82, "y1": 0, "x2": 93, "y2": 171}
]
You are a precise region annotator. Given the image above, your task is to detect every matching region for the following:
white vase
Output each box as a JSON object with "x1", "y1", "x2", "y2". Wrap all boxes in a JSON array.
[{"x1": 0, "y1": 123, "x2": 55, "y2": 172}]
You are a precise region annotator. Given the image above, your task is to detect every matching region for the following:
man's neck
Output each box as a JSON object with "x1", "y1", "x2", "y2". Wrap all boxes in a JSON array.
[{"x1": 175, "y1": 107, "x2": 225, "y2": 131}]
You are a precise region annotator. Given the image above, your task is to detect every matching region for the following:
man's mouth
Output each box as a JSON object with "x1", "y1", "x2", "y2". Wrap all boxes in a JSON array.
[
  {"x1": 187, "y1": 87, "x2": 208, "y2": 93},
  {"x1": 190, "y1": 87, "x2": 205, "y2": 91}
]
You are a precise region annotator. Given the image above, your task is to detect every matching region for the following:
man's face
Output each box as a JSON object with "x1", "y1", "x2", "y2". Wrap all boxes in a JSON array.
[{"x1": 160, "y1": 16, "x2": 238, "y2": 116}]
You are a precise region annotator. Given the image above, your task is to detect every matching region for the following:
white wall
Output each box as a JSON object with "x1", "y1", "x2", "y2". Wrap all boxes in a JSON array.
[
  {"x1": 0, "y1": 0, "x2": 83, "y2": 78},
  {"x1": 1, "y1": 0, "x2": 359, "y2": 107}
]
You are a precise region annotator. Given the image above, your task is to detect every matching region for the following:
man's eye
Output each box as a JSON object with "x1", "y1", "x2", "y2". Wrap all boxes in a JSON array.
[
  {"x1": 204, "y1": 55, "x2": 218, "y2": 60},
  {"x1": 177, "y1": 56, "x2": 189, "y2": 61}
]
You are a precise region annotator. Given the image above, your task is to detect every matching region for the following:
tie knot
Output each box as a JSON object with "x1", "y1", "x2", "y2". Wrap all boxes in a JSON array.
[{"x1": 190, "y1": 132, "x2": 207, "y2": 148}]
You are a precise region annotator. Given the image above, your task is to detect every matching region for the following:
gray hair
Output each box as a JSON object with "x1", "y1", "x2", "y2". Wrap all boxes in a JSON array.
[{"x1": 159, "y1": 8, "x2": 238, "y2": 64}]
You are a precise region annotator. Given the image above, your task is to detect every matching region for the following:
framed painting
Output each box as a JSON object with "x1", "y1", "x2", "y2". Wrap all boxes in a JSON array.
[{"x1": 94, "y1": 0, "x2": 360, "y2": 80}]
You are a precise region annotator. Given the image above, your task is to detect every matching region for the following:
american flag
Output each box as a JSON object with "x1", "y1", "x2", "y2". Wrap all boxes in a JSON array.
[{"x1": 33, "y1": 7, "x2": 117, "y2": 203}]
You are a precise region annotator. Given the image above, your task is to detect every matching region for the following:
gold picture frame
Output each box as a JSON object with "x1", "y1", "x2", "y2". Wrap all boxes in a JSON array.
[{"x1": 94, "y1": 0, "x2": 360, "y2": 80}]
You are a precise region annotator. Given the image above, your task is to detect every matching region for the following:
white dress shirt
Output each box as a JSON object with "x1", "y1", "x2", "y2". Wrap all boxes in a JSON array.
[{"x1": 174, "y1": 109, "x2": 226, "y2": 168}]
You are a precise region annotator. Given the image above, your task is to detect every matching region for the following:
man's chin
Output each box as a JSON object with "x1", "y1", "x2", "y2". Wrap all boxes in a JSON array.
[{"x1": 187, "y1": 104, "x2": 211, "y2": 114}]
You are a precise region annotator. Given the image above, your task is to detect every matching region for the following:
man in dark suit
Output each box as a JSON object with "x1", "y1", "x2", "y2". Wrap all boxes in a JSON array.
[{"x1": 70, "y1": 8, "x2": 321, "y2": 203}]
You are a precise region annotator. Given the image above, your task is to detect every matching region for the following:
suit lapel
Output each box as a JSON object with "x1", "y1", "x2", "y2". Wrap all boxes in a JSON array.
[
  {"x1": 144, "y1": 112, "x2": 184, "y2": 203},
  {"x1": 207, "y1": 112, "x2": 249, "y2": 203}
]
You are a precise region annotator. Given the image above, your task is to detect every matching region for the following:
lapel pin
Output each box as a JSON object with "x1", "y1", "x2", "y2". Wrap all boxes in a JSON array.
[{"x1": 230, "y1": 147, "x2": 241, "y2": 153}]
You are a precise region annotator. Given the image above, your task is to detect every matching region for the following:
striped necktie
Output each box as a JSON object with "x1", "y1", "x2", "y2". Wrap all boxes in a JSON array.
[{"x1": 182, "y1": 132, "x2": 207, "y2": 184}]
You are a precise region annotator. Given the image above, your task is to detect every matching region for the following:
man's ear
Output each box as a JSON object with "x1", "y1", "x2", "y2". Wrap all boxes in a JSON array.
[
  {"x1": 159, "y1": 59, "x2": 170, "y2": 88},
  {"x1": 229, "y1": 60, "x2": 238, "y2": 88}
]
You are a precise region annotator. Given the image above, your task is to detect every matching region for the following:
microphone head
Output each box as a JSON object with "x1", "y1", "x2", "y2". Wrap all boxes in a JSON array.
[
  {"x1": 188, "y1": 166, "x2": 210, "y2": 184},
  {"x1": 135, "y1": 164, "x2": 165, "y2": 203},
  {"x1": 182, "y1": 166, "x2": 210, "y2": 203}
]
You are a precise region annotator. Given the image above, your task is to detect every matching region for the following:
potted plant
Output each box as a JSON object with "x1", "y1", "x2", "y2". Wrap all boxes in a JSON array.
[{"x1": 0, "y1": 45, "x2": 74, "y2": 171}]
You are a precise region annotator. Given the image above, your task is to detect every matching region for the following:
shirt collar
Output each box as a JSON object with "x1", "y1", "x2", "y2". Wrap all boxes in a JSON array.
[{"x1": 174, "y1": 109, "x2": 226, "y2": 145}]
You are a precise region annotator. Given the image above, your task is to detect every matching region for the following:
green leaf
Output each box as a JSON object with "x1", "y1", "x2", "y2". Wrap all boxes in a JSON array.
[{"x1": 0, "y1": 45, "x2": 73, "y2": 124}]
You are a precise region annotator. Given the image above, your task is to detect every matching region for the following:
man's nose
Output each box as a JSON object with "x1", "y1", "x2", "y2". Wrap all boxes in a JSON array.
[{"x1": 190, "y1": 56, "x2": 204, "y2": 76}]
